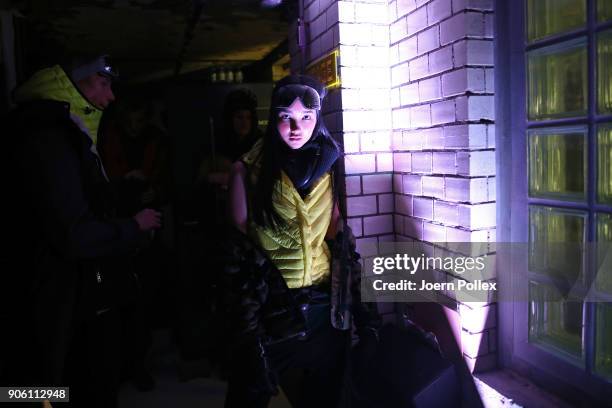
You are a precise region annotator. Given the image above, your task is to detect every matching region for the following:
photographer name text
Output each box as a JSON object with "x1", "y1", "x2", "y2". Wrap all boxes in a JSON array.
[{"x1": 372, "y1": 279, "x2": 496, "y2": 291}]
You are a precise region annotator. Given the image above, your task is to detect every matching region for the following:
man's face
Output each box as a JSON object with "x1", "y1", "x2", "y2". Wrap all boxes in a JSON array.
[
  {"x1": 125, "y1": 109, "x2": 147, "y2": 138},
  {"x1": 232, "y1": 109, "x2": 253, "y2": 138},
  {"x1": 76, "y1": 73, "x2": 115, "y2": 110}
]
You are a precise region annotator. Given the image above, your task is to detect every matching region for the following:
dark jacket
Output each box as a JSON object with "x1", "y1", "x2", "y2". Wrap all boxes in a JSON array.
[
  {"x1": 0, "y1": 99, "x2": 144, "y2": 385},
  {"x1": 218, "y1": 219, "x2": 381, "y2": 348}
]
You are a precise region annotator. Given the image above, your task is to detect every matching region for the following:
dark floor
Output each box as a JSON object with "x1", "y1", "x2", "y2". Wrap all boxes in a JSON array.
[
  {"x1": 117, "y1": 329, "x2": 291, "y2": 408},
  {"x1": 118, "y1": 329, "x2": 576, "y2": 408}
]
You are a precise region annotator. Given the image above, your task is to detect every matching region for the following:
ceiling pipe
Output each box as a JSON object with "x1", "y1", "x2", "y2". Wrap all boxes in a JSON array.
[{"x1": 174, "y1": 0, "x2": 205, "y2": 77}]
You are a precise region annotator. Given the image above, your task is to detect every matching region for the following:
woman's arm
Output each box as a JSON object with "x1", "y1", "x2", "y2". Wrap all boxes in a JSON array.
[
  {"x1": 326, "y1": 201, "x2": 341, "y2": 240},
  {"x1": 228, "y1": 161, "x2": 248, "y2": 233}
]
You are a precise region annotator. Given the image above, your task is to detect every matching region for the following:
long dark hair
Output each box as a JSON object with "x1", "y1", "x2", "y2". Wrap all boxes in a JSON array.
[{"x1": 252, "y1": 75, "x2": 342, "y2": 229}]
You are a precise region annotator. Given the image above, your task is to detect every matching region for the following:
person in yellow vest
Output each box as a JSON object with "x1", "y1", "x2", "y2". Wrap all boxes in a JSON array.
[{"x1": 223, "y1": 75, "x2": 381, "y2": 408}]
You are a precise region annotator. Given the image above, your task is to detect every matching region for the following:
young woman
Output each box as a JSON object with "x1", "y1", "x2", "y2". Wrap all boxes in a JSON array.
[{"x1": 223, "y1": 75, "x2": 380, "y2": 408}]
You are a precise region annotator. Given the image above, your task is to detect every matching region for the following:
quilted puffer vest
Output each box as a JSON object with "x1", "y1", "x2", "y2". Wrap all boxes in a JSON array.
[{"x1": 241, "y1": 139, "x2": 332, "y2": 289}]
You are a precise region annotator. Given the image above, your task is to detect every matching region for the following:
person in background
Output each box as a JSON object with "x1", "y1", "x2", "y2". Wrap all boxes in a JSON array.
[
  {"x1": 98, "y1": 96, "x2": 173, "y2": 392},
  {"x1": 0, "y1": 55, "x2": 160, "y2": 408},
  {"x1": 178, "y1": 89, "x2": 262, "y2": 379},
  {"x1": 100, "y1": 97, "x2": 170, "y2": 216},
  {"x1": 197, "y1": 88, "x2": 261, "y2": 192}
]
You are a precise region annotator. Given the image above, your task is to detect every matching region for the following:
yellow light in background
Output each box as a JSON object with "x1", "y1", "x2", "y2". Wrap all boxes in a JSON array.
[{"x1": 306, "y1": 48, "x2": 341, "y2": 89}]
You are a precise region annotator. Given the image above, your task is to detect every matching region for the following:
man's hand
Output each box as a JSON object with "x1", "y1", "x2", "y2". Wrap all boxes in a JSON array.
[{"x1": 133, "y1": 208, "x2": 161, "y2": 231}]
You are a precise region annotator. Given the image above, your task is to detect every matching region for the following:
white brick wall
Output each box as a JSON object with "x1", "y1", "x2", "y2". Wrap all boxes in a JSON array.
[
  {"x1": 417, "y1": 26, "x2": 440, "y2": 55},
  {"x1": 419, "y1": 76, "x2": 442, "y2": 101},
  {"x1": 379, "y1": 193, "x2": 394, "y2": 213},
  {"x1": 397, "y1": 0, "x2": 417, "y2": 18},
  {"x1": 398, "y1": 36, "x2": 418, "y2": 61},
  {"x1": 347, "y1": 195, "x2": 378, "y2": 216},
  {"x1": 403, "y1": 174, "x2": 422, "y2": 194},
  {"x1": 364, "y1": 214, "x2": 394, "y2": 235},
  {"x1": 377, "y1": 152, "x2": 394, "y2": 171},
  {"x1": 428, "y1": 0, "x2": 452, "y2": 23},
  {"x1": 406, "y1": 5, "x2": 428, "y2": 36},
  {"x1": 386, "y1": 0, "x2": 496, "y2": 372},
  {"x1": 440, "y1": 12, "x2": 485, "y2": 45},
  {"x1": 431, "y1": 99, "x2": 456, "y2": 125},
  {"x1": 422, "y1": 175, "x2": 445, "y2": 198},
  {"x1": 432, "y1": 151, "x2": 456, "y2": 174},
  {"x1": 345, "y1": 175, "x2": 362, "y2": 196},
  {"x1": 345, "y1": 153, "x2": 377, "y2": 174},
  {"x1": 411, "y1": 152, "x2": 432, "y2": 173},
  {"x1": 442, "y1": 68, "x2": 486, "y2": 96},
  {"x1": 363, "y1": 173, "x2": 393, "y2": 194}
]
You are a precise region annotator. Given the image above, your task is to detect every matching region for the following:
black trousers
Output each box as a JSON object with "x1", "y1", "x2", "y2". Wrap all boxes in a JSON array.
[
  {"x1": 60, "y1": 308, "x2": 122, "y2": 408},
  {"x1": 224, "y1": 287, "x2": 349, "y2": 408},
  {"x1": 0, "y1": 308, "x2": 122, "y2": 408}
]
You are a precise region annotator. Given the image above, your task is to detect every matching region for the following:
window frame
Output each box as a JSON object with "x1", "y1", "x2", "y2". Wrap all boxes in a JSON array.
[{"x1": 496, "y1": 0, "x2": 612, "y2": 403}]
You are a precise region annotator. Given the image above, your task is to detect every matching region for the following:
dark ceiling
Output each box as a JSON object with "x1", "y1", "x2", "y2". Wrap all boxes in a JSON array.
[{"x1": 6, "y1": 0, "x2": 294, "y2": 82}]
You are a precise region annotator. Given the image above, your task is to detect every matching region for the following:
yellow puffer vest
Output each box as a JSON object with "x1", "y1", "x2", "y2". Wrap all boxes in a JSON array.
[{"x1": 242, "y1": 139, "x2": 332, "y2": 288}]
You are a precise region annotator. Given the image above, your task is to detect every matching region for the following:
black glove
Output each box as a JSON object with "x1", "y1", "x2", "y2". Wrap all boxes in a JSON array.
[{"x1": 244, "y1": 338, "x2": 279, "y2": 396}]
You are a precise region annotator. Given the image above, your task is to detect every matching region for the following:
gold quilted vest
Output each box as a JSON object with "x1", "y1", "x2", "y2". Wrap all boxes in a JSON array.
[{"x1": 242, "y1": 139, "x2": 332, "y2": 288}]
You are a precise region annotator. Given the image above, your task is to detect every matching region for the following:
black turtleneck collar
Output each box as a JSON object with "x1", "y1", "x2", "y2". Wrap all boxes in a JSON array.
[{"x1": 279, "y1": 132, "x2": 340, "y2": 198}]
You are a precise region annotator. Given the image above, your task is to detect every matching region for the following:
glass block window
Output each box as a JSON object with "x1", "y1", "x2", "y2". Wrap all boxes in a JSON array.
[
  {"x1": 529, "y1": 206, "x2": 586, "y2": 283},
  {"x1": 527, "y1": 0, "x2": 586, "y2": 42},
  {"x1": 596, "y1": 213, "x2": 612, "y2": 293},
  {"x1": 527, "y1": 38, "x2": 588, "y2": 121},
  {"x1": 529, "y1": 281, "x2": 584, "y2": 363},
  {"x1": 595, "y1": 303, "x2": 612, "y2": 380},
  {"x1": 598, "y1": 30, "x2": 612, "y2": 114},
  {"x1": 598, "y1": 125, "x2": 612, "y2": 204},
  {"x1": 520, "y1": 0, "x2": 612, "y2": 389},
  {"x1": 529, "y1": 126, "x2": 587, "y2": 201},
  {"x1": 599, "y1": 0, "x2": 612, "y2": 22}
]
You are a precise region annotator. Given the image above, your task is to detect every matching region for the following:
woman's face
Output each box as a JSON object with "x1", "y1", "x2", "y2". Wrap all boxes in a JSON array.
[{"x1": 276, "y1": 97, "x2": 317, "y2": 150}]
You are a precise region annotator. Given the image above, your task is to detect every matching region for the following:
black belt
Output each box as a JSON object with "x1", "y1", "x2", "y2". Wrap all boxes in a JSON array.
[{"x1": 289, "y1": 282, "x2": 331, "y2": 308}]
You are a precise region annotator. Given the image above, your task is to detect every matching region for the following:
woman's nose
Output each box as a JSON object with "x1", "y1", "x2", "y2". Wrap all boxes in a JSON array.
[{"x1": 290, "y1": 119, "x2": 299, "y2": 130}]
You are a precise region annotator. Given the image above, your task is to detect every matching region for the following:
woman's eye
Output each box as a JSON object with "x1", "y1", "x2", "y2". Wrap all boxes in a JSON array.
[
  {"x1": 279, "y1": 114, "x2": 290, "y2": 121},
  {"x1": 303, "y1": 114, "x2": 312, "y2": 120}
]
